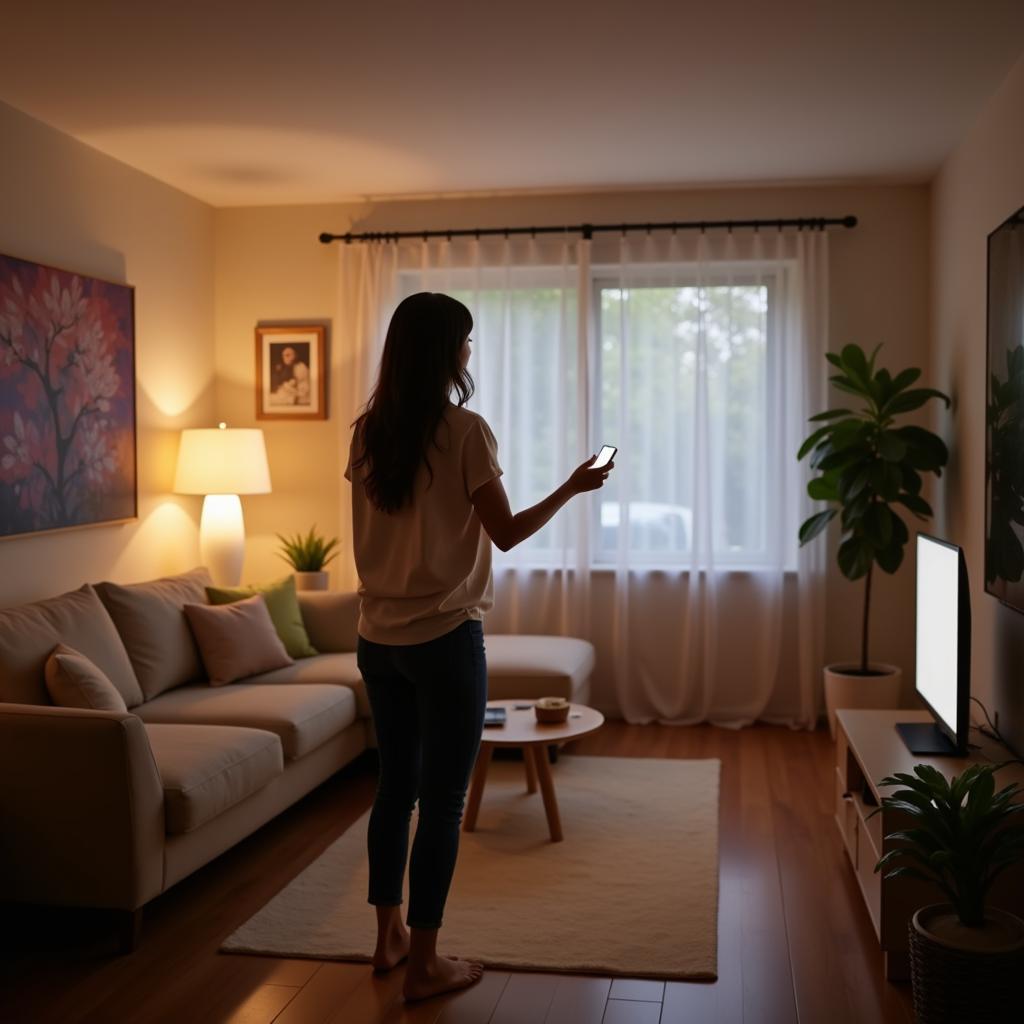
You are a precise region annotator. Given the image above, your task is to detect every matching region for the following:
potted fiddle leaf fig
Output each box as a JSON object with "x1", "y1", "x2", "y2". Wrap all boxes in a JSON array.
[
  {"x1": 277, "y1": 526, "x2": 339, "y2": 591},
  {"x1": 873, "y1": 763, "x2": 1024, "y2": 1022},
  {"x1": 797, "y1": 344, "x2": 950, "y2": 737}
]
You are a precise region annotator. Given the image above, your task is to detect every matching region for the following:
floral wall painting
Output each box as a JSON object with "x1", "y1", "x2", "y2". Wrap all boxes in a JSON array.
[
  {"x1": 255, "y1": 325, "x2": 327, "y2": 421},
  {"x1": 0, "y1": 253, "x2": 137, "y2": 539}
]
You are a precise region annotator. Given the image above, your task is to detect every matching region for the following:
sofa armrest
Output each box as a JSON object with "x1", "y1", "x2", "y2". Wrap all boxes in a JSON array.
[
  {"x1": 0, "y1": 703, "x2": 165, "y2": 910},
  {"x1": 298, "y1": 591, "x2": 359, "y2": 653}
]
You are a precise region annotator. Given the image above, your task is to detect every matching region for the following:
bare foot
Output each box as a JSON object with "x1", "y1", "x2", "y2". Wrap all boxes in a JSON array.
[
  {"x1": 403, "y1": 955, "x2": 484, "y2": 1001},
  {"x1": 371, "y1": 922, "x2": 410, "y2": 972}
]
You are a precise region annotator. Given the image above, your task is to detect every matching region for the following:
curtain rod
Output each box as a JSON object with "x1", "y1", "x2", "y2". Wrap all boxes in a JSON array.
[{"x1": 319, "y1": 215, "x2": 857, "y2": 245}]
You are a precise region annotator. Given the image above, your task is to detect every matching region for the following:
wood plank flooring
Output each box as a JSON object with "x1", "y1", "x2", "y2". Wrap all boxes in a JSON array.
[{"x1": 0, "y1": 724, "x2": 915, "y2": 1023}]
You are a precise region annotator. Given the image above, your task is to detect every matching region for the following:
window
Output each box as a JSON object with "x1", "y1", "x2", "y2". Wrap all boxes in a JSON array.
[
  {"x1": 398, "y1": 257, "x2": 793, "y2": 569},
  {"x1": 594, "y1": 265, "x2": 784, "y2": 567}
]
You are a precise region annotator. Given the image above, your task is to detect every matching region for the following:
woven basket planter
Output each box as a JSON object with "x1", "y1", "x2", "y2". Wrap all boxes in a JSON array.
[{"x1": 909, "y1": 905, "x2": 1024, "y2": 1024}]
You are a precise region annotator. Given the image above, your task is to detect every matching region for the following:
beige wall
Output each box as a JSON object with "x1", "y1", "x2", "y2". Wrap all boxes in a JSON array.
[
  {"x1": 0, "y1": 102, "x2": 215, "y2": 606},
  {"x1": 932, "y1": 52, "x2": 1024, "y2": 751},
  {"x1": 216, "y1": 183, "x2": 931, "y2": 687}
]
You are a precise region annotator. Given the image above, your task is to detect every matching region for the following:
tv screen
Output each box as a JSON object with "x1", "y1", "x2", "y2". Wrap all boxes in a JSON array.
[
  {"x1": 897, "y1": 534, "x2": 970, "y2": 756},
  {"x1": 985, "y1": 204, "x2": 1024, "y2": 610}
]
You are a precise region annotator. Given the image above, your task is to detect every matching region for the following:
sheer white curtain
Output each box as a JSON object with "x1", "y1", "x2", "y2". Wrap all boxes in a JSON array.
[{"x1": 336, "y1": 228, "x2": 828, "y2": 728}]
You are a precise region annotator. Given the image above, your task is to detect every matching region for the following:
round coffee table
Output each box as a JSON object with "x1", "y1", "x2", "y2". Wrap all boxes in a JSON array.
[{"x1": 463, "y1": 699, "x2": 604, "y2": 842}]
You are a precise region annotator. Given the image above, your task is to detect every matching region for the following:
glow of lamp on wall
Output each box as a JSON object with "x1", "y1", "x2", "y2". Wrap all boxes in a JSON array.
[{"x1": 173, "y1": 423, "x2": 271, "y2": 585}]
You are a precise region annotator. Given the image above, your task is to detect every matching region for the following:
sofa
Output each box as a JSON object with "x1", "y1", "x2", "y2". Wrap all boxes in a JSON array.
[{"x1": 0, "y1": 567, "x2": 594, "y2": 948}]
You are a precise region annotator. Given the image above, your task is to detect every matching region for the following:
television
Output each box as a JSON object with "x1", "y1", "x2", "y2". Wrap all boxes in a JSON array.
[
  {"x1": 896, "y1": 533, "x2": 970, "y2": 756},
  {"x1": 985, "y1": 203, "x2": 1024, "y2": 611}
]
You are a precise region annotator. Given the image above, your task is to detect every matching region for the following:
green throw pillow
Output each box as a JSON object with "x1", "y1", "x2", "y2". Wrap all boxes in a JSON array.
[{"x1": 205, "y1": 576, "x2": 318, "y2": 659}]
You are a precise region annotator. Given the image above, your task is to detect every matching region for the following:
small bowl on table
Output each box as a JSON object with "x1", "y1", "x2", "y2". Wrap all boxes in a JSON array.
[{"x1": 534, "y1": 696, "x2": 570, "y2": 724}]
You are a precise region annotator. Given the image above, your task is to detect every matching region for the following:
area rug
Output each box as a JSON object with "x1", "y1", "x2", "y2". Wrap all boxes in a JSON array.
[{"x1": 221, "y1": 755, "x2": 720, "y2": 980}]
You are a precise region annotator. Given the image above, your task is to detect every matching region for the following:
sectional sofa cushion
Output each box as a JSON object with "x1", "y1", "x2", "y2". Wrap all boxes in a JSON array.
[
  {"x1": 135, "y1": 683, "x2": 357, "y2": 760},
  {"x1": 295, "y1": 591, "x2": 360, "y2": 653},
  {"x1": 483, "y1": 635, "x2": 596, "y2": 702},
  {"x1": 249, "y1": 652, "x2": 369, "y2": 716},
  {"x1": 183, "y1": 595, "x2": 293, "y2": 686},
  {"x1": 44, "y1": 644, "x2": 129, "y2": 712},
  {"x1": 0, "y1": 584, "x2": 143, "y2": 707},
  {"x1": 206, "y1": 576, "x2": 318, "y2": 659},
  {"x1": 95, "y1": 567, "x2": 212, "y2": 701},
  {"x1": 144, "y1": 723, "x2": 284, "y2": 834}
]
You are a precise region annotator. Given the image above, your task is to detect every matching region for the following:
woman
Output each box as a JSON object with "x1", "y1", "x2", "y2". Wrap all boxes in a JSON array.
[{"x1": 346, "y1": 291, "x2": 613, "y2": 1002}]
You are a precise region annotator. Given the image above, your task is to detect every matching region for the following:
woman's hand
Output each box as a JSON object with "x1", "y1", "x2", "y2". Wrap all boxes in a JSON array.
[{"x1": 566, "y1": 454, "x2": 615, "y2": 494}]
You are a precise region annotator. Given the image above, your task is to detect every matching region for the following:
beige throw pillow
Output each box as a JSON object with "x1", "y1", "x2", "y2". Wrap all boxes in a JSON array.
[
  {"x1": 44, "y1": 644, "x2": 129, "y2": 712},
  {"x1": 183, "y1": 594, "x2": 293, "y2": 687},
  {"x1": 95, "y1": 567, "x2": 212, "y2": 701}
]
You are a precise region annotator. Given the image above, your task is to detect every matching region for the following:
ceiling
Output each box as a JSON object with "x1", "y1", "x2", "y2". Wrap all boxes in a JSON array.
[{"x1": 2, "y1": 1, "x2": 1023, "y2": 207}]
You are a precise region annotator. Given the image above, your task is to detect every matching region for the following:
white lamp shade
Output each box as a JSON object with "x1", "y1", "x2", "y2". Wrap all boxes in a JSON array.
[{"x1": 174, "y1": 428, "x2": 272, "y2": 495}]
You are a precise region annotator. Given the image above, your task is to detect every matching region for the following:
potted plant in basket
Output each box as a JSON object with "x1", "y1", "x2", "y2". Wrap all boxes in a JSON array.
[
  {"x1": 797, "y1": 343, "x2": 950, "y2": 737},
  {"x1": 873, "y1": 763, "x2": 1024, "y2": 1023},
  {"x1": 277, "y1": 526, "x2": 339, "y2": 591}
]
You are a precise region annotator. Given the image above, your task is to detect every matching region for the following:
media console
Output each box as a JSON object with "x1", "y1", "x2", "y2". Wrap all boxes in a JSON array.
[{"x1": 834, "y1": 708, "x2": 1024, "y2": 980}]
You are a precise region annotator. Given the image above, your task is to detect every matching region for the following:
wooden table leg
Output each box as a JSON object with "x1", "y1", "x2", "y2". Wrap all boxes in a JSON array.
[
  {"x1": 463, "y1": 743, "x2": 493, "y2": 832},
  {"x1": 523, "y1": 745, "x2": 538, "y2": 793},
  {"x1": 530, "y1": 744, "x2": 563, "y2": 842}
]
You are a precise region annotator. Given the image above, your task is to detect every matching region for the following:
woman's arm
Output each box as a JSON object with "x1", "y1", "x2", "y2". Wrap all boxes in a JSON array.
[{"x1": 470, "y1": 456, "x2": 613, "y2": 552}]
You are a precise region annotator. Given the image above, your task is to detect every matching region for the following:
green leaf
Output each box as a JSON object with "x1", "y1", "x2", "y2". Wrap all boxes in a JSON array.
[
  {"x1": 808, "y1": 409, "x2": 855, "y2": 422},
  {"x1": 798, "y1": 509, "x2": 836, "y2": 545},
  {"x1": 864, "y1": 503, "x2": 894, "y2": 547},
  {"x1": 890, "y1": 367, "x2": 922, "y2": 394},
  {"x1": 840, "y1": 344, "x2": 872, "y2": 391},
  {"x1": 808, "y1": 476, "x2": 838, "y2": 502},
  {"x1": 830, "y1": 377, "x2": 870, "y2": 400},
  {"x1": 876, "y1": 541, "x2": 904, "y2": 574},
  {"x1": 878, "y1": 431, "x2": 908, "y2": 462},
  {"x1": 896, "y1": 493, "x2": 934, "y2": 520},
  {"x1": 870, "y1": 461, "x2": 902, "y2": 501},
  {"x1": 798, "y1": 425, "x2": 833, "y2": 461},
  {"x1": 882, "y1": 387, "x2": 951, "y2": 417},
  {"x1": 837, "y1": 535, "x2": 873, "y2": 579},
  {"x1": 901, "y1": 466, "x2": 923, "y2": 495},
  {"x1": 838, "y1": 465, "x2": 871, "y2": 502}
]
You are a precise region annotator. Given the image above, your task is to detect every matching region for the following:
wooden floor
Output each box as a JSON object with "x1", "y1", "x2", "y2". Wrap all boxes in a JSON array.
[{"x1": 0, "y1": 723, "x2": 915, "y2": 1024}]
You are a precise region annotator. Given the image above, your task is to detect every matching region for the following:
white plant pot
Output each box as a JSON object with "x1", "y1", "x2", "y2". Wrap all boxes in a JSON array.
[
  {"x1": 824, "y1": 662, "x2": 902, "y2": 740},
  {"x1": 294, "y1": 571, "x2": 329, "y2": 592}
]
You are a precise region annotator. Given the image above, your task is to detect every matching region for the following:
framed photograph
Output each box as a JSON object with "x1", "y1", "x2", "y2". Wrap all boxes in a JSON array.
[
  {"x1": 255, "y1": 325, "x2": 327, "y2": 420},
  {"x1": 0, "y1": 252, "x2": 137, "y2": 540}
]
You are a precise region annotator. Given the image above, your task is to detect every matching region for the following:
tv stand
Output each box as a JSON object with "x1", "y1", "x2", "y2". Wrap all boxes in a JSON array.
[
  {"x1": 894, "y1": 721, "x2": 960, "y2": 755},
  {"x1": 834, "y1": 709, "x2": 1024, "y2": 981}
]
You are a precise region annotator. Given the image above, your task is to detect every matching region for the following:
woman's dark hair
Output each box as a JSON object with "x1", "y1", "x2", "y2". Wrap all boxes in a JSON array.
[{"x1": 352, "y1": 292, "x2": 474, "y2": 513}]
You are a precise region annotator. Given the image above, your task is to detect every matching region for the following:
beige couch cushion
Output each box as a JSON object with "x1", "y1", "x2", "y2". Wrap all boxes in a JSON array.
[
  {"x1": 0, "y1": 584, "x2": 143, "y2": 707},
  {"x1": 136, "y1": 683, "x2": 357, "y2": 760},
  {"x1": 484, "y1": 635, "x2": 595, "y2": 702},
  {"x1": 296, "y1": 591, "x2": 359, "y2": 653},
  {"x1": 44, "y1": 644, "x2": 128, "y2": 712},
  {"x1": 183, "y1": 595, "x2": 293, "y2": 686},
  {"x1": 95, "y1": 567, "x2": 211, "y2": 701},
  {"x1": 249, "y1": 653, "x2": 369, "y2": 716},
  {"x1": 144, "y1": 723, "x2": 283, "y2": 834}
]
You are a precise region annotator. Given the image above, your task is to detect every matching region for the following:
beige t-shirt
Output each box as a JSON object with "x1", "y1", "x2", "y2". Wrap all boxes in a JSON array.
[{"x1": 345, "y1": 404, "x2": 503, "y2": 645}]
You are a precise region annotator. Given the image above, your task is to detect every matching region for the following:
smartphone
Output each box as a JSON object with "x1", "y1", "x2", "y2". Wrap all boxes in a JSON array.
[{"x1": 592, "y1": 445, "x2": 617, "y2": 469}]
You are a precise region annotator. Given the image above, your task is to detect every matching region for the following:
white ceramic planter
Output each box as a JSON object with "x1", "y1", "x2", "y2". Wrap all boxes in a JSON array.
[
  {"x1": 824, "y1": 662, "x2": 902, "y2": 740},
  {"x1": 293, "y1": 570, "x2": 329, "y2": 592}
]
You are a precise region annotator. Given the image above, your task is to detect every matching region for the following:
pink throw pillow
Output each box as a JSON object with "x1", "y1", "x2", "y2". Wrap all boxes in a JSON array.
[{"x1": 183, "y1": 594, "x2": 293, "y2": 687}]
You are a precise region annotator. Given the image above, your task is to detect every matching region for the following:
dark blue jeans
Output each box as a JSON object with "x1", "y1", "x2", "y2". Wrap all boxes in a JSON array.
[{"x1": 357, "y1": 619, "x2": 488, "y2": 929}]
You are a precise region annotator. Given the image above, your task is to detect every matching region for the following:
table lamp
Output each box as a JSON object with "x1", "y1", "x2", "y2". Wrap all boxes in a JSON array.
[{"x1": 173, "y1": 423, "x2": 272, "y2": 585}]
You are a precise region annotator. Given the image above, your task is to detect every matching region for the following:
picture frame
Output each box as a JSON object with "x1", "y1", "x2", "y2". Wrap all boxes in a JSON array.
[
  {"x1": 255, "y1": 325, "x2": 327, "y2": 421},
  {"x1": 0, "y1": 252, "x2": 137, "y2": 540}
]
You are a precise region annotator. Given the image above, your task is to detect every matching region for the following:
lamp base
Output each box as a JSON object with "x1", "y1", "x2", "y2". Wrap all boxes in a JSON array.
[{"x1": 200, "y1": 494, "x2": 245, "y2": 586}]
